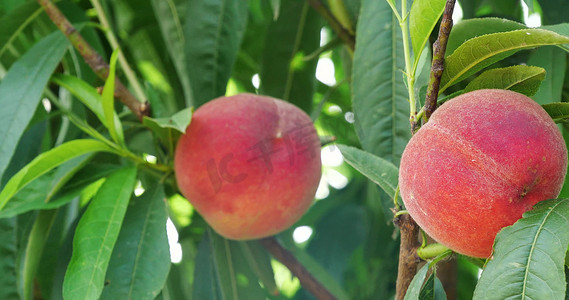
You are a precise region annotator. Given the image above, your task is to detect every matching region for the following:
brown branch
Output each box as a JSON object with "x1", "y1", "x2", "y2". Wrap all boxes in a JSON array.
[
  {"x1": 306, "y1": 0, "x2": 355, "y2": 51},
  {"x1": 37, "y1": 0, "x2": 149, "y2": 121},
  {"x1": 259, "y1": 237, "x2": 337, "y2": 300},
  {"x1": 422, "y1": 0, "x2": 456, "y2": 123},
  {"x1": 394, "y1": 213, "x2": 421, "y2": 300}
]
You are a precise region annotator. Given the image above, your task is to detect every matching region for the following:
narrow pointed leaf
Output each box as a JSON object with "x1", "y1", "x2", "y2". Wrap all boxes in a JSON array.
[
  {"x1": 464, "y1": 65, "x2": 546, "y2": 96},
  {"x1": 260, "y1": 0, "x2": 321, "y2": 114},
  {"x1": 0, "y1": 154, "x2": 92, "y2": 219},
  {"x1": 405, "y1": 260, "x2": 430, "y2": 300},
  {"x1": 409, "y1": 0, "x2": 446, "y2": 68},
  {"x1": 51, "y1": 74, "x2": 122, "y2": 134},
  {"x1": 542, "y1": 102, "x2": 569, "y2": 121},
  {"x1": 101, "y1": 49, "x2": 124, "y2": 145},
  {"x1": 527, "y1": 46, "x2": 567, "y2": 104},
  {"x1": 184, "y1": 0, "x2": 248, "y2": 107},
  {"x1": 0, "y1": 2, "x2": 42, "y2": 57},
  {"x1": 352, "y1": 0, "x2": 411, "y2": 164},
  {"x1": 542, "y1": 24, "x2": 569, "y2": 51},
  {"x1": 446, "y1": 18, "x2": 526, "y2": 56},
  {"x1": 336, "y1": 145, "x2": 400, "y2": 204},
  {"x1": 151, "y1": 0, "x2": 194, "y2": 106},
  {"x1": 440, "y1": 29, "x2": 569, "y2": 93},
  {"x1": 63, "y1": 167, "x2": 137, "y2": 300},
  {"x1": 101, "y1": 183, "x2": 170, "y2": 300},
  {"x1": 473, "y1": 198, "x2": 569, "y2": 300},
  {"x1": 0, "y1": 139, "x2": 117, "y2": 211},
  {"x1": 193, "y1": 229, "x2": 269, "y2": 300},
  {"x1": 239, "y1": 241, "x2": 277, "y2": 295},
  {"x1": 143, "y1": 107, "x2": 193, "y2": 135},
  {"x1": 0, "y1": 30, "x2": 69, "y2": 181},
  {"x1": 21, "y1": 210, "x2": 57, "y2": 300}
]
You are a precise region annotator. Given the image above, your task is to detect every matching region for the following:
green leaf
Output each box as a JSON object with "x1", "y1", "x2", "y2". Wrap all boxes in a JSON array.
[
  {"x1": 102, "y1": 49, "x2": 125, "y2": 146},
  {"x1": 151, "y1": 0, "x2": 194, "y2": 107},
  {"x1": 0, "y1": 30, "x2": 70, "y2": 182},
  {"x1": 337, "y1": 145, "x2": 400, "y2": 201},
  {"x1": 239, "y1": 241, "x2": 278, "y2": 295},
  {"x1": 51, "y1": 74, "x2": 122, "y2": 134},
  {"x1": 0, "y1": 154, "x2": 93, "y2": 219},
  {"x1": 101, "y1": 183, "x2": 170, "y2": 300},
  {"x1": 0, "y1": 2, "x2": 42, "y2": 58},
  {"x1": 21, "y1": 210, "x2": 57, "y2": 300},
  {"x1": 0, "y1": 139, "x2": 117, "y2": 212},
  {"x1": 184, "y1": 0, "x2": 248, "y2": 107},
  {"x1": 464, "y1": 65, "x2": 546, "y2": 96},
  {"x1": 143, "y1": 107, "x2": 193, "y2": 135},
  {"x1": 418, "y1": 273, "x2": 447, "y2": 300},
  {"x1": 352, "y1": 0, "x2": 411, "y2": 164},
  {"x1": 260, "y1": 0, "x2": 321, "y2": 114},
  {"x1": 440, "y1": 29, "x2": 569, "y2": 93},
  {"x1": 63, "y1": 166, "x2": 137, "y2": 300},
  {"x1": 541, "y1": 102, "x2": 569, "y2": 121},
  {"x1": 527, "y1": 47, "x2": 567, "y2": 104},
  {"x1": 0, "y1": 217, "x2": 18, "y2": 299},
  {"x1": 409, "y1": 0, "x2": 446, "y2": 69},
  {"x1": 542, "y1": 24, "x2": 569, "y2": 50},
  {"x1": 473, "y1": 198, "x2": 569, "y2": 300},
  {"x1": 193, "y1": 228, "x2": 267, "y2": 300},
  {"x1": 405, "y1": 262, "x2": 430, "y2": 300},
  {"x1": 446, "y1": 18, "x2": 526, "y2": 56}
]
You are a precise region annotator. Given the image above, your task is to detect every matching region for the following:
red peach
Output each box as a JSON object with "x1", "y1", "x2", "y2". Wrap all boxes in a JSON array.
[
  {"x1": 174, "y1": 93, "x2": 321, "y2": 240},
  {"x1": 399, "y1": 89, "x2": 567, "y2": 258}
]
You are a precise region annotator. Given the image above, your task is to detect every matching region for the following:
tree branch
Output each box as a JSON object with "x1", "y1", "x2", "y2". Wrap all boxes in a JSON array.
[
  {"x1": 37, "y1": 0, "x2": 149, "y2": 121},
  {"x1": 306, "y1": 0, "x2": 355, "y2": 51},
  {"x1": 259, "y1": 237, "x2": 337, "y2": 300},
  {"x1": 394, "y1": 213, "x2": 421, "y2": 300},
  {"x1": 422, "y1": 0, "x2": 456, "y2": 123}
]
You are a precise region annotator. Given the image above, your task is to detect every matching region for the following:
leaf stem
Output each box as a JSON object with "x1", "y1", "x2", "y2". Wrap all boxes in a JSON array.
[
  {"x1": 399, "y1": 0, "x2": 417, "y2": 127},
  {"x1": 37, "y1": 0, "x2": 149, "y2": 121},
  {"x1": 259, "y1": 237, "x2": 338, "y2": 300}
]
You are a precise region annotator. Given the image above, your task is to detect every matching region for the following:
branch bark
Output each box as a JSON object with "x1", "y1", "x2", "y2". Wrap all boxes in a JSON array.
[
  {"x1": 259, "y1": 237, "x2": 337, "y2": 300},
  {"x1": 37, "y1": 0, "x2": 149, "y2": 121},
  {"x1": 422, "y1": 0, "x2": 456, "y2": 123},
  {"x1": 306, "y1": 0, "x2": 356, "y2": 51},
  {"x1": 394, "y1": 213, "x2": 421, "y2": 300}
]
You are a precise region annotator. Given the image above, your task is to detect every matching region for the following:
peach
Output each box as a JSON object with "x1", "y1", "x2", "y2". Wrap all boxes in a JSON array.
[
  {"x1": 399, "y1": 89, "x2": 567, "y2": 258},
  {"x1": 174, "y1": 93, "x2": 321, "y2": 240}
]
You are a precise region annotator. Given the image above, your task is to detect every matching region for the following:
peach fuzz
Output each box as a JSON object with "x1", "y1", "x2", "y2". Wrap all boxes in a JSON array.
[
  {"x1": 399, "y1": 89, "x2": 567, "y2": 258},
  {"x1": 174, "y1": 93, "x2": 321, "y2": 240}
]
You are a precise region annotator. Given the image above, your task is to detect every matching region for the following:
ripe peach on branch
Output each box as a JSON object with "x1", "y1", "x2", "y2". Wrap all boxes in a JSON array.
[
  {"x1": 175, "y1": 94, "x2": 322, "y2": 240},
  {"x1": 399, "y1": 89, "x2": 568, "y2": 258}
]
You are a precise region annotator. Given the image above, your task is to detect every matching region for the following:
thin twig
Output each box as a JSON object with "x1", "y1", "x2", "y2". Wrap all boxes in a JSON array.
[
  {"x1": 421, "y1": 0, "x2": 456, "y2": 125},
  {"x1": 306, "y1": 0, "x2": 355, "y2": 51},
  {"x1": 259, "y1": 237, "x2": 337, "y2": 300},
  {"x1": 37, "y1": 0, "x2": 149, "y2": 121},
  {"x1": 394, "y1": 213, "x2": 421, "y2": 300}
]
